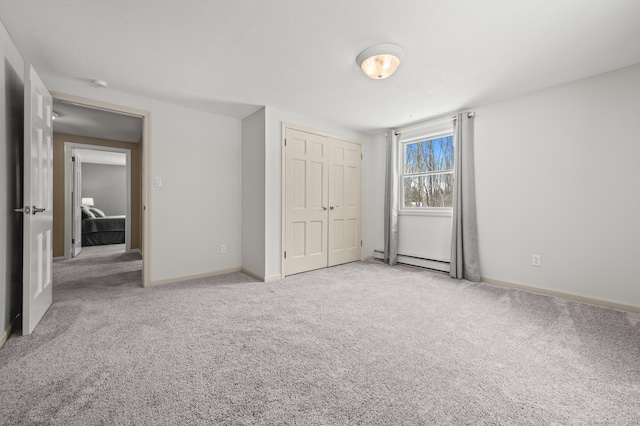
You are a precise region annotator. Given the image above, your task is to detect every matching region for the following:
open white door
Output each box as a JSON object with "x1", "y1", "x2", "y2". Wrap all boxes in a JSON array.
[
  {"x1": 21, "y1": 65, "x2": 53, "y2": 335},
  {"x1": 72, "y1": 150, "x2": 82, "y2": 257}
]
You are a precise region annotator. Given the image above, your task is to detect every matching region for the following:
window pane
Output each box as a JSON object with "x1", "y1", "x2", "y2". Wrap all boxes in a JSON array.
[
  {"x1": 403, "y1": 173, "x2": 454, "y2": 208},
  {"x1": 404, "y1": 135, "x2": 454, "y2": 174}
]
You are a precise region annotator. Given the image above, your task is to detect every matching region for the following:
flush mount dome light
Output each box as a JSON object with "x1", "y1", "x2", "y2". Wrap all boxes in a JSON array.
[
  {"x1": 356, "y1": 44, "x2": 405, "y2": 79},
  {"x1": 92, "y1": 79, "x2": 108, "y2": 88}
]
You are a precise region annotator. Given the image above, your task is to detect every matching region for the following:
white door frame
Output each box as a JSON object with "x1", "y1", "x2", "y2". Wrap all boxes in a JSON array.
[
  {"x1": 64, "y1": 143, "x2": 132, "y2": 257},
  {"x1": 72, "y1": 149, "x2": 82, "y2": 257},
  {"x1": 281, "y1": 123, "x2": 364, "y2": 278},
  {"x1": 52, "y1": 92, "x2": 151, "y2": 287}
]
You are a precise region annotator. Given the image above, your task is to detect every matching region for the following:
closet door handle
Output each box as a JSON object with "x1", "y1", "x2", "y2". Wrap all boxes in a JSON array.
[
  {"x1": 330, "y1": 206, "x2": 334, "y2": 210},
  {"x1": 322, "y1": 206, "x2": 327, "y2": 210}
]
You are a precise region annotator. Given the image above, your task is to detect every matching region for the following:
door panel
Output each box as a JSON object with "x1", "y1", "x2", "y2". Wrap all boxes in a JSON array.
[
  {"x1": 22, "y1": 65, "x2": 53, "y2": 335},
  {"x1": 292, "y1": 159, "x2": 306, "y2": 208},
  {"x1": 292, "y1": 222, "x2": 306, "y2": 257},
  {"x1": 308, "y1": 161, "x2": 324, "y2": 208},
  {"x1": 332, "y1": 164, "x2": 344, "y2": 207},
  {"x1": 285, "y1": 129, "x2": 329, "y2": 275},
  {"x1": 308, "y1": 221, "x2": 324, "y2": 255},
  {"x1": 328, "y1": 139, "x2": 362, "y2": 267}
]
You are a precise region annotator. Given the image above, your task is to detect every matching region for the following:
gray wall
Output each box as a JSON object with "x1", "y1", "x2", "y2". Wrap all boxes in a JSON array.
[
  {"x1": 81, "y1": 163, "x2": 126, "y2": 216},
  {"x1": 1, "y1": 22, "x2": 25, "y2": 340}
]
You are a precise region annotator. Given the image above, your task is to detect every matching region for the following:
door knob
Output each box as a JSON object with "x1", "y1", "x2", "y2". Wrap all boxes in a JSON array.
[
  {"x1": 32, "y1": 207, "x2": 46, "y2": 214},
  {"x1": 14, "y1": 206, "x2": 31, "y2": 214},
  {"x1": 322, "y1": 206, "x2": 327, "y2": 210},
  {"x1": 330, "y1": 206, "x2": 334, "y2": 210}
]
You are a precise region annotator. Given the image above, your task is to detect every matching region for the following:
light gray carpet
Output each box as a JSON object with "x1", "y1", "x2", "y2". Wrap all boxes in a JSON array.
[
  {"x1": 75, "y1": 243, "x2": 126, "y2": 258},
  {"x1": 1, "y1": 253, "x2": 639, "y2": 425}
]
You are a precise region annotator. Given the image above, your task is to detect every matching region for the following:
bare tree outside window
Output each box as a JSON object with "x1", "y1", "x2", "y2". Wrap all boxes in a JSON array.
[{"x1": 403, "y1": 135, "x2": 454, "y2": 208}]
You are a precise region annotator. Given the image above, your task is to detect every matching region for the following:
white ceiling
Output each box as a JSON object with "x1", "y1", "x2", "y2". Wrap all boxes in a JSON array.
[{"x1": 1, "y1": 0, "x2": 639, "y2": 133}]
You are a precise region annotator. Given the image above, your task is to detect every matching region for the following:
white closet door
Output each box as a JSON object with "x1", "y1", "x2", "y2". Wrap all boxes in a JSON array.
[
  {"x1": 284, "y1": 128, "x2": 329, "y2": 275},
  {"x1": 328, "y1": 139, "x2": 362, "y2": 267}
]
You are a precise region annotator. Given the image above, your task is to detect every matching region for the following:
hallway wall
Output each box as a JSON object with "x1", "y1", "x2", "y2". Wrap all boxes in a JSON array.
[{"x1": 0, "y1": 20, "x2": 25, "y2": 342}]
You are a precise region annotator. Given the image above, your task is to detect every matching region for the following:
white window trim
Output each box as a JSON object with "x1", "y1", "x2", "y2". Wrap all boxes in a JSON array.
[
  {"x1": 399, "y1": 208, "x2": 452, "y2": 217},
  {"x1": 399, "y1": 130, "x2": 454, "y2": 214}
]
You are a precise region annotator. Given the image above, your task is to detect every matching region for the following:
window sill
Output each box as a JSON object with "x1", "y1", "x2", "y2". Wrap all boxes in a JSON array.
[{"x1": 399, "y1": 208, "x2": 453, "y2": 217}]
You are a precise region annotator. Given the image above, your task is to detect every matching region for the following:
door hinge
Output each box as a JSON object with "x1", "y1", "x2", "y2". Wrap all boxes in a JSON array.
[
  {"x1": 72, "y1": 156, "x2": 76, "y2": 162},
  {"x1": 72, "y1": 238, "x2": 75, "y2": 244},
  {"x1": 361, "y1": 153, "x2": 363, "y2": 160},
  {"x1": 284, "y1": 138, "x2": 287, "y2": 146},
  {"x1": 361, "y1": 240, "x2": 363, "y2": 247},
  {"x1": 284, "y1": 251, "x2": 287, "y2": 259}
]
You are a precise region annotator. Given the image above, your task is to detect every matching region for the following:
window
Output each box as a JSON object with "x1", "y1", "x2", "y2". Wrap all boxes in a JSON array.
[{"x1": 402, "y1": 134, "x2": 454, "y2": 209}]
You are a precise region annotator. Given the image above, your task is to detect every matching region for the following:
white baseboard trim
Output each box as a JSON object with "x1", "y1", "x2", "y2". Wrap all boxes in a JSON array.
[
  {"x1": 264, "y1": 274, "x2": 282, "y2": 282},
  {"x1": 373, "y1": 250, "x2": 450, "y2": 273},
  {"x1": 242, "y1": 268, "x2": 282, "y2": 283},
  {"x1": 149, "y1": 267, "x2": 242, "y2": 287},
  {"x1": 241, "y1": 268, "x2": 265, "y2": 282},
  {"x1": 482, "y1": 277, "x2": 640, "y2": 313},
  {"x1": 0, "y1": 320, "x2": 15, "y2": 349},
  {"x1": 362, "y1": 256, "x2": 374, "y2": 261}
]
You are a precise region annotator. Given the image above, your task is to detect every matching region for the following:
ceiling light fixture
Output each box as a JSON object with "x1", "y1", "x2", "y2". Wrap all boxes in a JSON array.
[
  {"x1": 92, "y1": 79, "x2": 108, "y2": 88},
  {"x1": 356, "y1": 44, "x2": 405, "y2": 80}
]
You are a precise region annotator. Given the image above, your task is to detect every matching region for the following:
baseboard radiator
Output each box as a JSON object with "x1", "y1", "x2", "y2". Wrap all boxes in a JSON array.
[{"x1": 373, "y1": 250, "x2": 450, "y2": 273}]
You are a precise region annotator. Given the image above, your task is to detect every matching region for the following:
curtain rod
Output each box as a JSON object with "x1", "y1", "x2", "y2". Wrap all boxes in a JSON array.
[
  {"x1": 456, "y1": 112, "x2": 475, "y2": 119},
  {"x1": 394, "y1": 111, "x2": 475, "y2": 135}
]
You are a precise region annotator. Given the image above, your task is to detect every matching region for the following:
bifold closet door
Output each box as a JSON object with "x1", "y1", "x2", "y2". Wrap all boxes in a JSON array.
[
  {"x1": 284, "y1": 128, "x2": 362, "y2": 276},
  {"x1": 328, "y1": 139, "x2": 362, "y2": 267},
  {"x1": 284, "y1": 129, "x2": 329, "y2": 275}
]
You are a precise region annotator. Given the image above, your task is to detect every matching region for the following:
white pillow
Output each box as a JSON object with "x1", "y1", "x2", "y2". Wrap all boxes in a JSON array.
[
  {"x1": 81, "y1": 205, "x2": 95, "y2": 219},
  {"x1": 89, "y1": 207, "x2": 106, "y2": 218}
]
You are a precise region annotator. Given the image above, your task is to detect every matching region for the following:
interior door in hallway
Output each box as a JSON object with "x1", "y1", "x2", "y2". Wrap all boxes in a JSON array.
[
  {"x1": 284, "y1": 128, "x2": 329, "y2": 275},
  {"x1": 328, "y1": 139, "x2": 362, "y2": 267},
  {"x1": 22, "y1": 65, "x2": 53, "y2": 335},
  {"x1": 72, "y1": 150, "x2": 82, "y2": 257}
]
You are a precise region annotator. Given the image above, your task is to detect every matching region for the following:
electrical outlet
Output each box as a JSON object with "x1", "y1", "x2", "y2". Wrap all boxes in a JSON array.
[
  {"x1": 532, "y1": 254, "x2": 541, "y2": 267},
  {"x1": 221, "y1": 244, "x2": 227, "y2": 254}
]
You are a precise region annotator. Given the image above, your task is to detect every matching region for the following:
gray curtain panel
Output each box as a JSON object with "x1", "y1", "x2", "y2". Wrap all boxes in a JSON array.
[
  {"x1": 450, "y1": 113, "x2": 481, "y2": 281},
  {"x1": 384, "y1": 131, "x2": 399, "y2": 265}
]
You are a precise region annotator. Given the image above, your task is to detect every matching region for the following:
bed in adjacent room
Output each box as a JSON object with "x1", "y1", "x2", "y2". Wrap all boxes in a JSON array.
[{"x1": 81, "y1": 206, "x2": 125, "y2": 246}]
